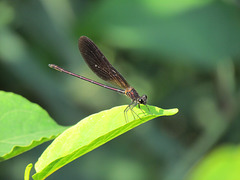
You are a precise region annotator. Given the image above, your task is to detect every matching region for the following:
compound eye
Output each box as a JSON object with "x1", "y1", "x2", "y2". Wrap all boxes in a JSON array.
[
  {"x1": 139, "y1": 99, "x2": 144, "y2": 104},
  {"x1": 138, "y1": 96, "x2": 147, "y2": 105}
]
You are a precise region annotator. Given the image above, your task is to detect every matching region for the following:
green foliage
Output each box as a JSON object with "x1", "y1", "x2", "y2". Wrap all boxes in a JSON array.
[
  {"x1": 82, "y1": 0, "x2": 240, "y2": 64},
  {"x1": 0, "y1": 90, "x2": 178, "y2": 179},
  {"x1": 32, "y1": 105, "x2": 178, "y2": 179},
  {"x1": 1, "y1": 0, "x2": 240, "y2": 179},
  {"x1": 24, "y1": 163, "x2": 33, "y2": 180},
  {"x1": 187, "y1": 145, "x2": 240, "y2": 180},
  {"x1": 0, "y1": 91, "x2": 67, "y2": 161}
]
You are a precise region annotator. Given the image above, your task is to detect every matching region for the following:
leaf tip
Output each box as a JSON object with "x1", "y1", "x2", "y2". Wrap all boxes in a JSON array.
[
  {"x1": 24, "y1": 163, "x2": 33, "y2": 180},
  {"x1": 164, "y1": 108, "x2": 179, "y2": 116},
  {"x1": 172, "y1": 108, "x2": 179, "y2": 114}
]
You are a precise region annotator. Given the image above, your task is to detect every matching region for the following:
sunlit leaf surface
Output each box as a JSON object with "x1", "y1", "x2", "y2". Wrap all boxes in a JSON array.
[{"x1": 33, "y1": 105, "x2": 178, "y2": 179}]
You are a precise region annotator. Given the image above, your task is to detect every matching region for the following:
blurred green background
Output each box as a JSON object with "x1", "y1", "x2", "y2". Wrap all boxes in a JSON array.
[{"x1": 0, "y1": 0, "x2": 240, "y2": 180}]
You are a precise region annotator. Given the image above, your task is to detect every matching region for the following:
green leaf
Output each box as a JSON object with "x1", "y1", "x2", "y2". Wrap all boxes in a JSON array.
[
  {"x1": 187, "y1": 145, "x2": 240, "y2": 180},
  {"x1": 83, "y1": 0, "x2": 240, "y2": 65},
  {"x1": 0, "y1": 91, "x2": 67, "y2": 161},
  {"x1": 24, "y1": 163, "x2": 33, "y2": 180},
  {"x1": 33, "y1": 105, "x2": 178, "y2": 179}
]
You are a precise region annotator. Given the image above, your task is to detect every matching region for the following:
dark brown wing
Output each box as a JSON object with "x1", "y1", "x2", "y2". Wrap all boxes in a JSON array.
[{"x1": 78, "y1": 36, "x2": 130, "y2": 89}]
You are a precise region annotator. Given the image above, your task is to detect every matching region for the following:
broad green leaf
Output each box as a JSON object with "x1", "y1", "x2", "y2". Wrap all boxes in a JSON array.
[
  {"x1": 33, "y1": 105, "x2": 178, "y2": 179},
  {"x1": 0, "y1": 91, "x2": 67, "y2": 161},
  {"x1": 187, "y1": 145, "x2": 240, "y2": 180},
  {"x1": 141, "y1": 0, "x2": 213, "y2": 16},
  {"x1": 83, "y1": 0, "x2": 240, "y2": 64}
]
